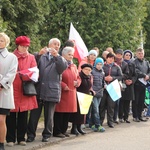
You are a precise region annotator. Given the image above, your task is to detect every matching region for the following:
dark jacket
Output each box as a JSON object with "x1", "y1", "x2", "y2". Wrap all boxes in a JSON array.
[
  {"x1": 36, "y1": 52, "x2": 67, "y2": 102},
  {"x1": 103, "y1": 62, "x2": 123, "y2": 84},
  {"x1": 122, "y1": 61, "x2": 136, "y2": 100},
  {"x1": 120, "y1": 61, "x2": 129, "y2": 80},
  {"x1": 77, "y1": 71, "x2": 92, "y2": 94},
  {"x1": 133, "y1": 58, "x2": 150, "y2": 86},
  {"x1": 134, "y1": 58, "x2": 150, "y2": 78},
  {"x1": 92, "y1": 67, "x2": 105, "y2": 98}
]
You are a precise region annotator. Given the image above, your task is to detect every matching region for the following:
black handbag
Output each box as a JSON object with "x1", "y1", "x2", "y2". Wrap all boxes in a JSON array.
[
  {"x1": 22, "y1": 81, "x2": 37, "y2": 96},
  {"x1": 18, "y1": 69, "x2": 37, "y2": 96}
]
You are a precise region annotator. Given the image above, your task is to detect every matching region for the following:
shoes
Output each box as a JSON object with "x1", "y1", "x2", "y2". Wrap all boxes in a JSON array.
[
  {"x1": 113, "y1": 120, "x2": 119, "y2": 124},
  {"x1": 119, "y1": 119, "x2": 124, "y2": 123},
  {"x1": 77, "y1": 125, "x2": 86, "y2": 135},
  {"x1": 98, "y1": 126, "x2": 105, "y2": 132},
  {"x1": 63, "y1": 133, "x2": 70, "y2": 137},
  {"x1": 125, "y1": 120, "x2": 130, "y2": 123},
  {"x1": 42, "y1": 137, "x2": 50, "y2": 142},
  {"x1": 18, "y1": 141, "x2": 26, "y2": 146},
  {"x1": 71, "y1": 128, "x2": 80, "y2": 135},
  {"x1": 7, "y1": 142, "x2": 14, "y2": 147},
  {"x1": 26, "y1": 137, "x2": 34, "y2": 142},
  {"x1": 91, "y1": 125, "x2": 98, "y2": 132},
  {"x1": 139, "y1": 117, "x2": 147, "y2": 122},
  {"x1": 71, "y1": 124, "x2": 80, "y2": 135},
  {"x1": 133, "y1": 118, "x2": 140, "y2": 122},
  {"x1": 91, "y1": 125, "x2": 105, "y2": 132},
  {"x1": 108, "y1": 123, "x2": 114, "y2": 128},
  {"x1": 77, "y1": 128, "x2": 86, "y2": 135},
  {"x1": 54, "y1": 133, "x2": 65, "y2": 138}
]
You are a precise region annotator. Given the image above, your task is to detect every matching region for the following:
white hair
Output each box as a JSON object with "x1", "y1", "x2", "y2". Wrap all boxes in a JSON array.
[
  {"x1": 48, "y1": 38, "x2": 61, "y2": 46},
  {"x1": 62, "y1": 46, "x2": 75, "y2": 56}
]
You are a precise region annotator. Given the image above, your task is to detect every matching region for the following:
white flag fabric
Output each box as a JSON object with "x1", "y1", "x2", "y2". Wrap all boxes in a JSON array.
[
  {"x1": 19, "y1": 66, "x2": 39, "y2": 82},
  {"x1": 106, "y1": 79, "x2": 121, "y2": 101},
  {"x1": 69, "y1": 23, "x2": 88, "y2": 63}
]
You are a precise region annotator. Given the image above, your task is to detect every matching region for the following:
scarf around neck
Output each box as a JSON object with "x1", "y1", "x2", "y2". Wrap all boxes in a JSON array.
[{"x1": 13, "y1": 49, "x2": 28, "y2": 58}]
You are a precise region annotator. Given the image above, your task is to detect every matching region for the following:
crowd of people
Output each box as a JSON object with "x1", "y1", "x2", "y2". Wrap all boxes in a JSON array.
[{"x1": 0, "y1": 32, "x2": 150, "y2": 150}]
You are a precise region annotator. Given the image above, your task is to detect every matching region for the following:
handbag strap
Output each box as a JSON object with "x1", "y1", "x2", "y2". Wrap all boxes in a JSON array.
[{"x1": 17, "y1": 66, "x2": 23, "y2": 81}]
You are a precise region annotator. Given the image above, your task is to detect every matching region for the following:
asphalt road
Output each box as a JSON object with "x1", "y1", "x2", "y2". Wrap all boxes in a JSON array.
[
  {"x1": 38, "y1": 118, "x2": 150, "y2": 150},
  {"x1": 5, "y1": 116, "x2": 150, "y2": 150}
]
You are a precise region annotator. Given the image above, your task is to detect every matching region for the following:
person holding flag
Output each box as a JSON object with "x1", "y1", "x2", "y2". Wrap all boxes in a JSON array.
[
  {"x1": 70, "y1": 63, "x2": 94, "y2": 135},
  {"x1": 99, "y1": 53, "x2": 122, "y2": 128}
]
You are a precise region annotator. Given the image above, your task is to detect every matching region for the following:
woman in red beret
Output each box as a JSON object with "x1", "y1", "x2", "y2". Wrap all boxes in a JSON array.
[{"x1": 6, "y1": 36, "x2": 38, "y2": 147}]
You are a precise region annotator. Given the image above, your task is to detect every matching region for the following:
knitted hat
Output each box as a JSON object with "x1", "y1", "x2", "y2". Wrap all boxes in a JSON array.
[
  {"x1": 81, "y1": 63, "x2": 93, "y2": 70},
  {"x1": 123, "y1": 50, "x2": 133, "y2": 59},
  {"x1": 15, "y1": 36, "x2": 30, "y2": 46},
  {"x1": 94, "y1": 57, "x2": 104, "y2": 67},
  {"x1": 88, "y1": 50, "x2": 98, "y2": 57},
  {"x1": 115, "y1": 49, "x2": 123, "y2": 55}
]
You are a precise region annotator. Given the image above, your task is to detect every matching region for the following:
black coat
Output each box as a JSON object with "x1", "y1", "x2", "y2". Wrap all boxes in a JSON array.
[
  {"x1": 122, "y1": 61, "x2": 136, "y2": 100},
  {"x1": 77, "y1": 71, "x2": 92, "y2": 94},
  {"x1": 70, "y1": 71, "x2": 93, "y2": 124}
]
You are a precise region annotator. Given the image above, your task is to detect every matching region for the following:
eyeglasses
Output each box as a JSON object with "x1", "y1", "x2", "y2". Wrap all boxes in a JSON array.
[{"x1": 125, "y1": 54, "x2": 131, "y2": 56}]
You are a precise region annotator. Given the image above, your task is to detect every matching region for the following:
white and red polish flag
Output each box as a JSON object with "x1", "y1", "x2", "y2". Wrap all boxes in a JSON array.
[
  {"x1": 69, "y1": 23, "x2": 88, "y2": 63},
  {"x1": 19, "y1": 67, "x2": 39, "y2": 82}
]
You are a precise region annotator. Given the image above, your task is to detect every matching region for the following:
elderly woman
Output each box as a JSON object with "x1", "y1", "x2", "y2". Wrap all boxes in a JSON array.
[
  {"x1": 53, "y1": 46, "x2": 81, "y2": 138},
  {"x1": 0, "y1": 33, "x2": 18, "y2": 150},
  {"x1": 70, "y1": 63, "x2": 94, "y2": 135},
  {"x1": 118, "y1": 50, "x2": 136, "y2": 123},
  {"x1": 6, "y1": 36, "x2": 38, "y2": 147}
]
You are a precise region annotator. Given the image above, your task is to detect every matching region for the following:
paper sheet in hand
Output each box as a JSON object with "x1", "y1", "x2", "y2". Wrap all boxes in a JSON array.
[{"x1": 138, "y1": 78, "x2": 147, "y2": 85}]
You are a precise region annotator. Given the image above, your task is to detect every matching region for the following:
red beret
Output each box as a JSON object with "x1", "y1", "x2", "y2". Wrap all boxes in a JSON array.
[{"x1": 15, "y1": 36, "x2": 30, "y2": 46}]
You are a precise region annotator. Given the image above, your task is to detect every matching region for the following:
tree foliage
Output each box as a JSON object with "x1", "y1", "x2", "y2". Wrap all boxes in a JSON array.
[
  {"x1": 1, "y1": 0, "x2": 46, "y2": 52},
  {"x1": 143, "y1": 0, "x2": 150, "y2": 60},
  {"x1": 0, "y1": 0, "x2": 149, "y2": 56}
]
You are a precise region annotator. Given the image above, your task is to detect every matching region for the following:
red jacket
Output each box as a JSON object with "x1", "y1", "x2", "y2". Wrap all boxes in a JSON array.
[
  {"x1": 11, "y1": 49, "x2": 38, "y2": 112},
  {"x1": 78, "y1": 57, "x2": 95, "y2": 72},
  {"x1": 55, "y1": 63, "x2": 81, "y2": 112}
]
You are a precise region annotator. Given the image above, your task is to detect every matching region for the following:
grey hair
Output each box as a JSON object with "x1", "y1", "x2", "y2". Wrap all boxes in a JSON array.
[
  {"x1": 62, "y1": 46, "x2": 75, "y2": 56},
  {"x1": 49, "y1": 38, "x2": 61, "y2": 46}
]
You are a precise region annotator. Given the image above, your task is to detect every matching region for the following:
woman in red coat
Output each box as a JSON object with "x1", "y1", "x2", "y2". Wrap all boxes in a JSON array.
[
  {"x1": 53, "y1": 46, "x2": 81, "y2": 138},
  {"x1": 6, "y1": 36, "x2": 38, "y2": 146}
]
